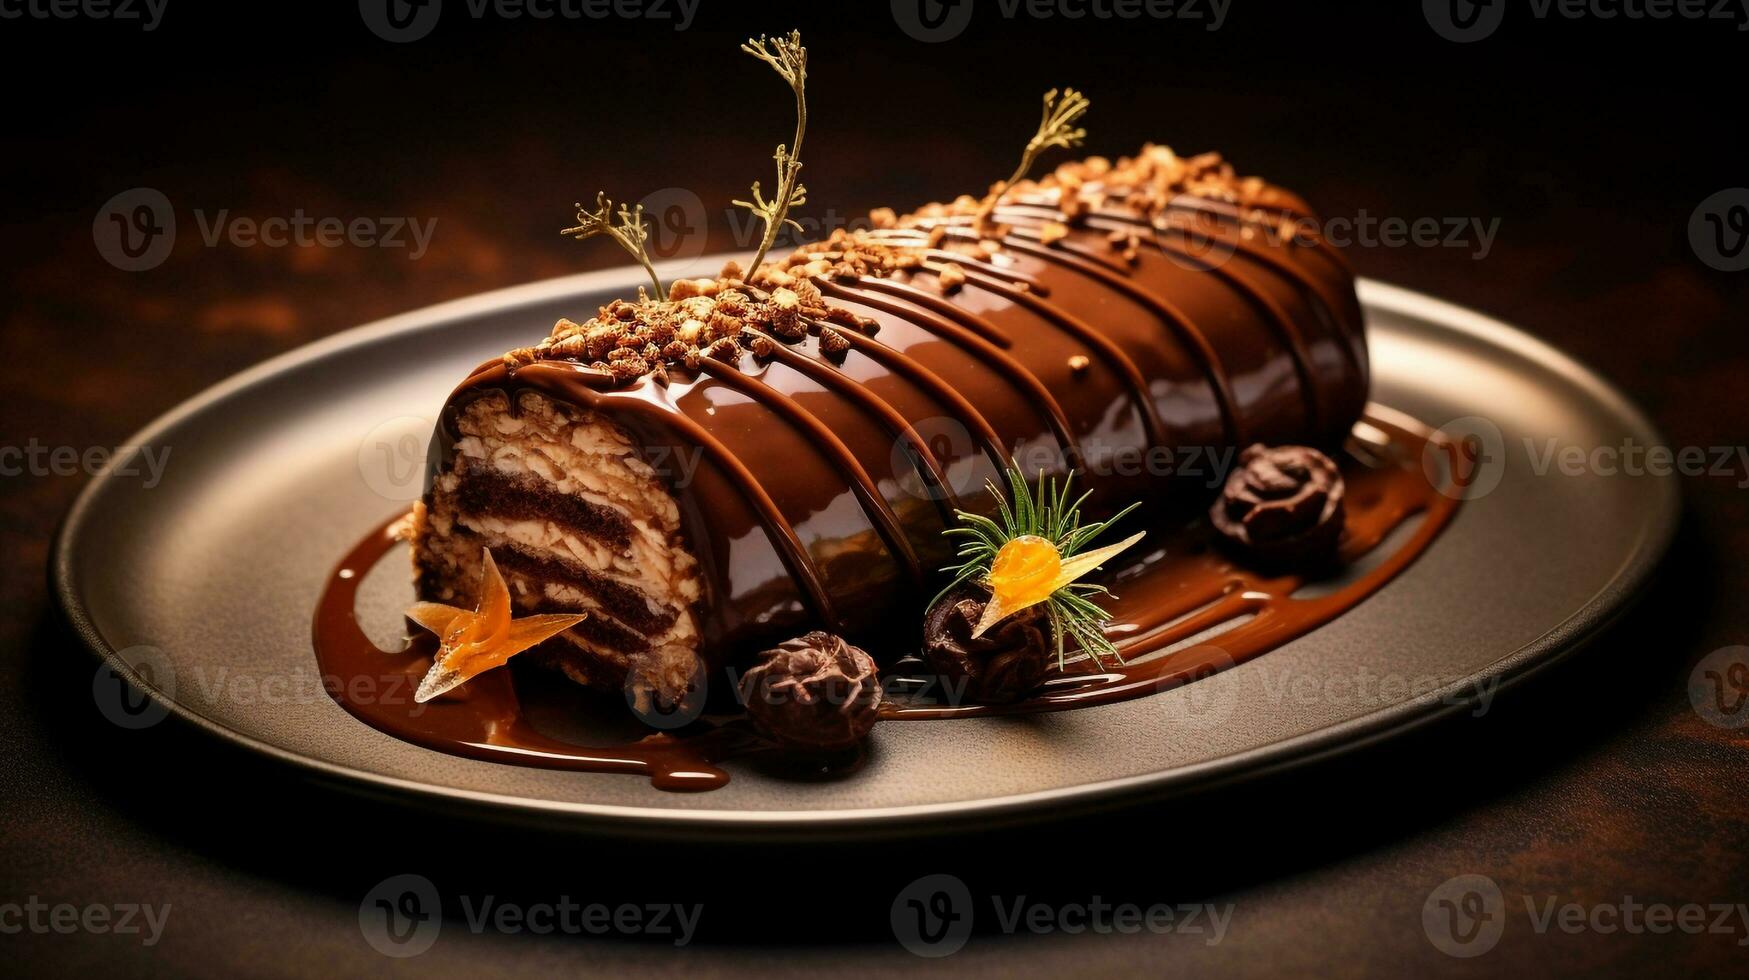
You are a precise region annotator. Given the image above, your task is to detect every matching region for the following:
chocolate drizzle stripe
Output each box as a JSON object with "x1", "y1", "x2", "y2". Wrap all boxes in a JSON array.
[
  {"x1": 1000, "y1": 210, "x2": 1334, "y2": 440},
  {"x1": 747, "y1": 326, "x2": 966, "y2": 517},
  {"x1": 986, "y1": 204, "x2": 1339, "y2": 410},
  {"x1": 999, "y1": 223, "x2": 1139, "y2": 276},
  {"x1": 955, "y1": 266, "x2": 1171, "y2": 451},
  {"x1": 943, "y1": 226, "x2": 1245, "y2": 448},
  {"x1": 1131, "y1": 209, "x2": 1358, "y2": 323},
  {"x1": 696, "y1": 357, "x2": 926, "y2": 592},
  {"x1": 483, "y1": 360, "x2": 840, "y2": 627},
  {"x1": 912, "y1": 249, "x2": 1050, "y2": 293},
  {"x1": 817, "y1": 277, "x2": 1085, "y2": 466},
  {"x1": 848, "y1": 275, "x2": 1014, "y2": 347},
  {"x1": 1130, "y1": 212, "x2": 1370, "y2": 405},
  {"x1": 1001, "y1": 198, "x2": 1354, "y2": 315},
  {"x1": 821, "y1": 323, "x2": 1015, "y2": 474}
]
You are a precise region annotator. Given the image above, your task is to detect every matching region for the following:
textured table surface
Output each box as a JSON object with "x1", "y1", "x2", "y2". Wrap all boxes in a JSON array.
[{"x1": 3, "y1": 5, "x2": 1745, "y2": 977}]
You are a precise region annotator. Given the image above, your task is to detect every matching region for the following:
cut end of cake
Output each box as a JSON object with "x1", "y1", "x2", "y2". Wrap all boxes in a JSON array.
[{"x1": 412, "y1": 390, "x2": 705, "y2": 704}]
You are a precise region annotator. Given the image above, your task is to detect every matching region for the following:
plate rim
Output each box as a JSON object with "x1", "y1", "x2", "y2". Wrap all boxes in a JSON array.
[{"x1": 49, "y1": 271, "x2": 1682, "y2": 838}]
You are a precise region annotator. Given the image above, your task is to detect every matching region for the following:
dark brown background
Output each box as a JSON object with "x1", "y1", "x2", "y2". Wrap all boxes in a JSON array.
[{"x1": 3, "y1": 1, "x2": 1746, "y2": 976}]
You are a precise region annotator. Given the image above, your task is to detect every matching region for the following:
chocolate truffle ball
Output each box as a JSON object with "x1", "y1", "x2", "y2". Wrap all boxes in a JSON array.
[
  {"x1": 740, "y1": 631, "x2": 881, "y2": 750},
  {"x1": 922, "y1": 583, "x2": 1052, "y2": 704},
  {"x1": 1210, "y1": 444, "x2": 1347, "y2": 566}
]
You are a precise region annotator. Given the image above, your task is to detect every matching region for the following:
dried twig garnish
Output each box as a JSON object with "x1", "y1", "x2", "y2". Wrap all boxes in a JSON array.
[
  {"x1": 561, "y1": 191, "x2": 663, "y2": 299},
  {"x1": 975, "y1": 87, "x2": 1091, "y2": 234},
  {"x1": 1009, "y1": 87, "x2": 1091, "y2": 187},
  {"x1": 937, "y1": 464, "x2": 1141, "y2": 669},
  {"x1": 734, "y1": 29, "x2": 809, "y2": 275}
]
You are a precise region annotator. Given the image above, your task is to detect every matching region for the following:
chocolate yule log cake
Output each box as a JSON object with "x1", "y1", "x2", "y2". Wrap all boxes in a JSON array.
[
  {"x1": 305, "y1": 29, "x2": 1461, "y2": 786},
  {"x1": 408, "y1": 142, "x2": 1367, "y2": 707}
]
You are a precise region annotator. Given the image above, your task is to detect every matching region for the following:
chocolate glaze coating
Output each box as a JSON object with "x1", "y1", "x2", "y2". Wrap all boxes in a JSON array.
[
  {"x1": 434, "y1": 149, "x2": 1367, "y2": 667},
  {"x1": 739, "y1": 631, "x2": 881, "y2": 750},
  {"x1": 922, "y1": 584, "x2": 1051, "y2": 705},
  {"x1": 1210, "y1": 444, "x2": 1347, "y2": 566}
]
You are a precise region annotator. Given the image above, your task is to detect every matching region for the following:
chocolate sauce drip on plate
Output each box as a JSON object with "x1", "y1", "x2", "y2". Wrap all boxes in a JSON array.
[{"x1": 315, "y1": 409, "x2": 1461, "y2": 791}]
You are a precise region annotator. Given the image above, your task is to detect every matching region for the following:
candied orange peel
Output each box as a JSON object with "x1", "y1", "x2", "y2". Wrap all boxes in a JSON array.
[
  {"x1": 406, "y1": 549, "x2": 586, "y2": 702},
  {"x1": 972, "y1": 530, "x2": 1144, "y2": 639}
]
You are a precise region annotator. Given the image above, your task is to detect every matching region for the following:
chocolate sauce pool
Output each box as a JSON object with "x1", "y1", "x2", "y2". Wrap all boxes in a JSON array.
[{"x1": 315, "y1": 407, "x2": 1460, "y2": 792}]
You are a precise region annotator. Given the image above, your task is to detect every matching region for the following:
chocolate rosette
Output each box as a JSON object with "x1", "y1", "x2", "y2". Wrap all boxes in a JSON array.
[
  {"x1": 739, "y1": 631, "x2": 882, "y2": 750},
  {"x1": 1210, "y1": 444, "x2": 1347, "y2": 566},
  {"x1": 922, "y1": 584, "x2": 1052, "y2": 705}
]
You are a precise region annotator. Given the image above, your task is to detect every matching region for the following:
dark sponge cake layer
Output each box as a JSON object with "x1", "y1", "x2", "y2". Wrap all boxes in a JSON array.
[
  {"x1": 413, "y1": 390, "x2": 705, "y2": 704},
  {"x1": 454, "y1": 466, "x2": 637, "y2": 551}
]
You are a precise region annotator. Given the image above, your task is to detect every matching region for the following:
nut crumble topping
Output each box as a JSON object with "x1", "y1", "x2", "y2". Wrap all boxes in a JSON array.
[{"x1": 508, "y1": 147, "x2": 1288, "y2": 388}]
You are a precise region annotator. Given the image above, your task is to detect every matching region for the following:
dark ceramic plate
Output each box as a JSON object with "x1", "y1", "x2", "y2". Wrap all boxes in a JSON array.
[{"x1": 51, "y1": 269, "x2": 1679, "y2": 839}]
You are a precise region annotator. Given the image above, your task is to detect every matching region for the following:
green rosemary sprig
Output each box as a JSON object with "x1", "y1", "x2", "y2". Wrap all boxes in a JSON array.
[
  {"x1": 734, "y1": 29, "x2": 809, "y2": 275},
  {"x1": 561, "y1": 192, "x2": 664, "y2": 299},
  {"x1": 936, "y1": 464, "x2": 1141, "y2": 669}
]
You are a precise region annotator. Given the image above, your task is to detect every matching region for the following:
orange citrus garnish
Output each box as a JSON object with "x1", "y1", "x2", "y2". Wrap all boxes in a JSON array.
[
  {"x1": 405, "y1": 549, "x2": 586, "y2": 702},
  {"x1": 987, "y1": 535, "x2": 1063, "y2": 609}
]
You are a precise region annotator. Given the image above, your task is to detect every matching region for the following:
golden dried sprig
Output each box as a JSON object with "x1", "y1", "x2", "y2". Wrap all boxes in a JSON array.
[
  {"x1": 561, "y1": 191, "x2": 663, "y2": 299},
  {"x1": 976, "y1": 87, "x2": 1092, "y2": 234},
  {"x1": 734, "y1": 29, "x2": 809, "y2": 274},
  {"x1": 1008, "y1": 87, "x2": 1091, "y2": 187}
]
